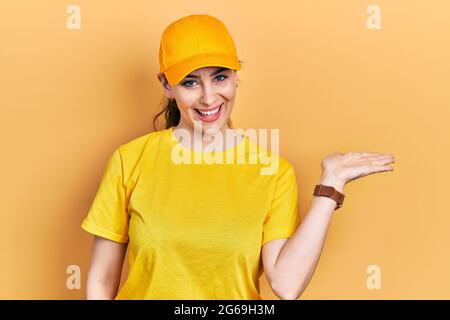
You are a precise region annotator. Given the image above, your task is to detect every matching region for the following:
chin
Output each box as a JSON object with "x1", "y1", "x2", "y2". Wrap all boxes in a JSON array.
[
  {"x1": 195, "y1": 122, "x2": 223, "y2": 135},
  {"x1": 190, "y1": 113, "x2": 229, "y2": 134}
]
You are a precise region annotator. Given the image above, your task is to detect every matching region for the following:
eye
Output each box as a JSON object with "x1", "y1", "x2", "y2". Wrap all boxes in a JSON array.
[
  {"x1": 215, "y1": 74, "x2": 228, "y2": 81},
  {"x1": 181, "y1": 74, "x2": 228, "y2": 88},
  {"x1": 181, "y1": 80, "x2": 197, "y2": 88}
]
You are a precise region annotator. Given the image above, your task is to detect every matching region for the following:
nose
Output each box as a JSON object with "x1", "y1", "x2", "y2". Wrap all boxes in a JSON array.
[{"x1": 200, "y1": 82, "x2": 218, "y2": 106}]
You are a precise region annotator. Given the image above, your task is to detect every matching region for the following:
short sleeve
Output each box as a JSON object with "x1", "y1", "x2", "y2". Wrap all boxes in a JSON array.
[
  {"x1": 262, "y1": 161, "x2": 301, "y2": 246},
  {"x1": 81, "y1": 147, "x2": 130, "y2": 243}
]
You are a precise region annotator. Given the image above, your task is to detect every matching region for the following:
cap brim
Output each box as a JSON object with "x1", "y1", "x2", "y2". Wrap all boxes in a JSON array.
[{"x1": 164, "y1": 52, "x2": 241, "y2": 86}]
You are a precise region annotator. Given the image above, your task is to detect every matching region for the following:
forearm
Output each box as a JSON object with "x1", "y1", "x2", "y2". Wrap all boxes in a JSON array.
[
  {"x1": 85, "y1": 265, "x2": 122, "y2": 300},
  {"x1": 86, "y1": 280, "x2": 120, "y2": 300},
  {"x1": 85, "y1": 236, "x2": 127, "y2": 300},
  {"x1": 271, "y1": 174, "x2": 345, "y2": 300}
]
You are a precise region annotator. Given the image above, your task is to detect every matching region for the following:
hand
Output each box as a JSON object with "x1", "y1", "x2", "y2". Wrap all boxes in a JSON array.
[{"x1": 320, "y1": 151, "x2": 396, "y2": 187}]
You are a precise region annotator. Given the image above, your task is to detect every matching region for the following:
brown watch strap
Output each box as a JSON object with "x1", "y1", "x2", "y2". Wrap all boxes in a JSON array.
[{"x1": 313, "y1": 184, "x2": 345, "y2": 210}]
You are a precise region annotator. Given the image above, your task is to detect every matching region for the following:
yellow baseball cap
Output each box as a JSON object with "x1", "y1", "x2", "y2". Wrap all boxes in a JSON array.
[{"x1": 159, "y1": 14, "x2": 241, "y2": 86}]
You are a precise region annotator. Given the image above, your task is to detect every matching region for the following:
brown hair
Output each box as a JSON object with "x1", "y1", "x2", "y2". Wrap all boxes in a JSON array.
[{"x1": 152, "y1": 61, "x2": 243, "y2": 131}]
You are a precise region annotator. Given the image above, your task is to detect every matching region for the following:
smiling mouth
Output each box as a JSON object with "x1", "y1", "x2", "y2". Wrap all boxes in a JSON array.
[{"x1": 194, "y1": 103, "x2": 223, "y2": 117}]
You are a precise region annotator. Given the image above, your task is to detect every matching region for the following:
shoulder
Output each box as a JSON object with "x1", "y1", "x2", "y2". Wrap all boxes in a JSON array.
[
  {"x1": 277, "y1": 155, "x2": 294, "y2": 171},
  {"x1": 117, "y1": 129, "x2": 168, "y2": 158},
  {"x1": 113, "y1": 129, "x2": 169, "y2": 179},
  {"x1": 273, "y1": 156, "x2": 297, "y2": 186},
  {"x1": 245, "y1": 135, "x2": 295, "y2": 178}
]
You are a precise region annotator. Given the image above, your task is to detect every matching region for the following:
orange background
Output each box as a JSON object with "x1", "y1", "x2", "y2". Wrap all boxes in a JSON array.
[{"x1": 1, "y1": 0, "x2": 449, "y2": 299}]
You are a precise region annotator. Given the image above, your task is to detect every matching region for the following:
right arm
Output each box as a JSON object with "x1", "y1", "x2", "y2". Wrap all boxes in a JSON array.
[{"x1": 85, "y1": 235, "x2": 128, "y2": 300}]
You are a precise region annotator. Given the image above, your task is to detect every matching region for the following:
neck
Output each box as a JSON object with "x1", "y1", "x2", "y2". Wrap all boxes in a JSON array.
[{"x1": 173, "y1": 120, "x2": 241, "y2": 152}]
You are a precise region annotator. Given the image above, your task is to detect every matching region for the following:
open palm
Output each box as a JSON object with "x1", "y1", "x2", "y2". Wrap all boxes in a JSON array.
[{"x1": 321, "y1": 151, "x2": 396, "y2": 184}]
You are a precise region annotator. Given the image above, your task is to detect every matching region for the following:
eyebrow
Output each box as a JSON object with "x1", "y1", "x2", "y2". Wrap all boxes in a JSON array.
[{"x1": 185, "y1": 67, "x2": 228, "y2": 79}]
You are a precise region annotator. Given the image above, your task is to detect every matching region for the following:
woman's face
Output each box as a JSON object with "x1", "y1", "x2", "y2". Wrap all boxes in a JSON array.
[{"x1": 158, "y1": 66, "x2": 239, "y2": 134}]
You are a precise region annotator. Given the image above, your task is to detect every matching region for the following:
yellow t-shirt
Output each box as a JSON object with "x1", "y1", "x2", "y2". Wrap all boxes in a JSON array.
[{"x1": 81, "y1": 127, "x2": 301, "y2": 299}]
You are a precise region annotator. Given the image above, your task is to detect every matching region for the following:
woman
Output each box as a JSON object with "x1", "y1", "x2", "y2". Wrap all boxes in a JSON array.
[{"x1": 81, "y1": 14, "x2": 395, "y2": 300}]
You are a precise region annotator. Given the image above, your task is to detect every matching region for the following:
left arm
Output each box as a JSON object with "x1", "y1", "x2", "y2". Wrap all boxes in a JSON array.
[
  {"x1": 264, "y1": 151, "x2": 395, "y2": 300},
  {"x1": 266, "y1": 174, "x2": 343, "y2": 300}
]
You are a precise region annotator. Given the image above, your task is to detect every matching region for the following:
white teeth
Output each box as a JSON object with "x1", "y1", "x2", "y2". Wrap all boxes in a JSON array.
[{"x1": 198, "y1": 104, "x2": 222, "y2": 116}]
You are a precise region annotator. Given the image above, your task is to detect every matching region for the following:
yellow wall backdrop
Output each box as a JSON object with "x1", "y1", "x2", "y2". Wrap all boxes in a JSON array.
[{"x1": 1, "y1": 0, "x2": 449, "y2": 299}]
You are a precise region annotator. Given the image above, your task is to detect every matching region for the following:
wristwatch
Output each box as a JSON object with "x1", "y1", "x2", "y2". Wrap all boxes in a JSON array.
[{"x1": 313, "y1": 184, "x2": 345, "y2": 210}]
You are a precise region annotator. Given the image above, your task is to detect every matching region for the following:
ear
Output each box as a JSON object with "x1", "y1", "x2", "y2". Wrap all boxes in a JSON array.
[
  {"x1": 234, "y1": 70, "x2": 241, "y2": 86},
  {"x1": 234, "y1": 70, "x2": 240, "y2": 84},
  {"x1": 157, "y1": 73, "x2": 173, "y2": 99}
]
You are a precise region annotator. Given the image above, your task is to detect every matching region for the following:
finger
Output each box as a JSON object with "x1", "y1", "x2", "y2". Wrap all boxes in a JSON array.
[
  {"x1": 371, "y1": 158, "x2": 395, "y2": 165},
  {"x1": 365, "y1": 154, "x2": 396, "y2": 163},
  {"x1": 360, "y1": 152, "x2": 384, "y2": 157},
  {"x1": 368, "y1": 165, "x2": 394, "y2": 173},
  {"x1": 359, "y1": 158, "x2": 395, "y2": 167},
  {"x1": 359, "y1": 166, "x2": 393, "y2": 178},
  {"x1": 360, "y1": 152, "x2": 394, "y2": 158},
  {"x1": 382, "y1": 156, "x2": 395, "y2": 164}
]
